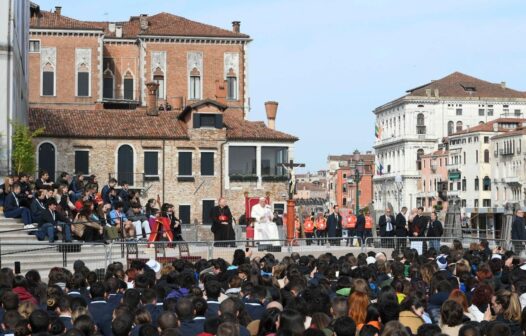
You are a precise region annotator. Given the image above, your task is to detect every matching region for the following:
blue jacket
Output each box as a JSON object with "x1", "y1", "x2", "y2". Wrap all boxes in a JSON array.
[
  {"x1": 205, "y1": 300, "x2": 220, "y2": 319},
  {"x1": 179, "y1": 317, "x2": 205, "y2": 336},
  {"x1": 3, "y1": 193, "x2": 20, "y2": 213},
  {"x1": 326, "y1": 212, "x2": 342, "y2": 237},
  {"x1": 88, "y1": 298, "x2": 113, "y2": 336}
]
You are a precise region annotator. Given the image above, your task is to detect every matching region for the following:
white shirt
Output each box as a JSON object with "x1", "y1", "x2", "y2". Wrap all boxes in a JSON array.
[{"x1": 251, "y1": 204, "x2": 272, "y2": 224}]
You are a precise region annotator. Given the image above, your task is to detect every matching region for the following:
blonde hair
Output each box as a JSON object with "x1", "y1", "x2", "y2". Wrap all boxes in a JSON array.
[
  {"x1": 18, "y1": 301, "x2": 36, "y2": 319},
  {"x1": 495, "y1": 289, "x2": 521, "y2": 321}
]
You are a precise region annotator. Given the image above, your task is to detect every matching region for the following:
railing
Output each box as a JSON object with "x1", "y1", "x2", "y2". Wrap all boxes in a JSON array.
[{"x1": 108, "y1": 172, "x2": 161, "y2": 191}]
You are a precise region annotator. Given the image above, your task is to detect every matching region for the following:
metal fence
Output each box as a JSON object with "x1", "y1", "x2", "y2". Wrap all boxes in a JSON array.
[{"x1": 2, "y1": 236, "x2": 525, "y2": 279}]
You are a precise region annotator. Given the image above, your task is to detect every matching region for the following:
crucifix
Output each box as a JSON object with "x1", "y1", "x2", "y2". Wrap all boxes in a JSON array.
[
  {"x1": 281, "y1": 159, "x2": 305, "y2": 200},
  {"x1": 281, "y1": 159, "x2": 305, "y2": 244}
]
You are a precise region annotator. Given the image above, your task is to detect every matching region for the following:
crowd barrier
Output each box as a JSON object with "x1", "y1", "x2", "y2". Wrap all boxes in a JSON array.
[{"x1": 1, "y1": 236, "x2": 524, "y2": 277}]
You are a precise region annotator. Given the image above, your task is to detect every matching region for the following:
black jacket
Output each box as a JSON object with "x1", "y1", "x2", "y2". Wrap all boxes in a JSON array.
[
  {"x1": 378, "y1": 214, "x2": 395, "y2": 236},
  {"x1": 355, "y1": 214, "x2": 366, "y2": 232},
  {"x1": 30, "y1": 198, "x2": 47, "y2": 223},
  {"x1": 210, "y1": 205, "x2": 233, "y2": 233},
  {"x1": 427, "y1": 219, "x2": 443, "y2": 237},
  {"x1": 395, "y1": 213, "x2": 408, "y2": 237},
  {"x1": 39, "y1": 209, "x2": 70, "y2": 227},
  {"x1": 3, "y1": 192, "x2": 20, "y2": 212},
  {"x1": 327, "y1": 212, "x2": 342, "y2": 237},
  {"x1": 511, "y1": 216, "x2": 526, "y2": 241},
  {"x1": 410, "y1": 215, "x2": 427, "y2": 237}
]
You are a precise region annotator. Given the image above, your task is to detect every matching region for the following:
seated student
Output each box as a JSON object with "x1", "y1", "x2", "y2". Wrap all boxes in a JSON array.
[
  {"x1": 38, "y1": 198, "x2": 73, "y2": 243},
  {"x1": 118, "y1": 182, "x2": 131, "y2": 212},
  {"x1": 109, "y1": 202, "x2": 135, "y2": 239},
  {"x1": 69, "y1": 173, "x2": 85, "y2": 202},
  {"x1": 17, "y1": 173, "x2": 33, "y2": 208},
  {"x1": 3, "y1": 183, "x2": 34, "y2": 229},
  {"x1": 30, "y1": 190, "x2": 47, "y2": 224},
  {"x1": 74, "y1": 201, "x2": 103, "y2": 242},
  {"x1": 35, "y1": 170, "x2": 54, "y2": 191},
  {"x1": 0, "y1": 176, "x2": 14, "y2": 207},
  {"x1": 101, "y1": 178, "x2": 117, "y2": 205},
  {"x1": 126, "y1": 202, "x2": 151, "y2": 241}
]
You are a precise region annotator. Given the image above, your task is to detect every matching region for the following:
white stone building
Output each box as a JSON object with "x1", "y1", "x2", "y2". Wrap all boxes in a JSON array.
[
  {"x1": 491, "y1": 126, "x2": 526, "y2": 211},
  {"x1": 0, "y1": 1, "x2": 33, "y2": 175},
  {"x1": 446, "y1": 119, "x2": 525, "y2": 236},
  {"x1": 373, "y1": 72, "x2": 526, "y2": 213}
]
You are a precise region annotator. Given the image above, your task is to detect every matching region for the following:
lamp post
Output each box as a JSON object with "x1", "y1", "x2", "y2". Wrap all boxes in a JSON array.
[
  {"x1": 395, "y1": 175, "x2": 403, "y2": 213},
  {"x1": 349, "y1": 160, "x2": 364, "y2": 214}
]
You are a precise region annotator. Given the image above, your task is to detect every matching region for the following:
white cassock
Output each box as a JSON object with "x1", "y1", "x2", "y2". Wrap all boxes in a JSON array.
[{"x1": 251, "y1": 204, "x2": 280, "y2": 246}]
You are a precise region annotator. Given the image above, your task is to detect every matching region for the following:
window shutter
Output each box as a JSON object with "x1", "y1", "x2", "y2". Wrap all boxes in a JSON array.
[
  {"x1": 200, "y1": 152, "x2": 214, "y2": 176},
  {"x1": 202, "y1": 200, "x2": 215, "y2": 225},
  {"x1": 43, "y1": 72, "x2": 54, "y2": 96},
  {"x1": 123, "y1": 78, "x2": 134, "y2": 100},
  {"x1": 179, "y1": 205, "x2": 191, "y2": 224},
  {"x1": 77, "y1": 72, "x2": 89, "y2": 96},
  {"x1": 193, "y1": 113, "x2": 201, "y2": 128},
  {"x1": 144, "y1": 152, "x2": 159, "y2": 176},
  {"x1": 178, "y1": 152, "x2": 192, "y2": 176},
  {"x1": 74, "y1": 151, "x2": 89, "y2": 174},
  {"x1": 215, "y1": 114, "x2": 223, "y2": 129}
]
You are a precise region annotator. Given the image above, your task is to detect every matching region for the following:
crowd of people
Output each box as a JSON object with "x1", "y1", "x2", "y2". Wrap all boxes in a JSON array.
[
  {"x1": 0, "y1": 171, "x2": 184, "y2": 243},
  {"x1": 0, "y1": 239, "x2": 522, "y2": 335}
]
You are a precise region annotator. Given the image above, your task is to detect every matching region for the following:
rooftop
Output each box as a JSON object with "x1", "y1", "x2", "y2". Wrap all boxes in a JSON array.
[
  {"x1": 30, "y1": 10, "x2": 250, "y2": 39},
  {"x1": 449, "y1": 118, "x2": 526, "y2": 137}
]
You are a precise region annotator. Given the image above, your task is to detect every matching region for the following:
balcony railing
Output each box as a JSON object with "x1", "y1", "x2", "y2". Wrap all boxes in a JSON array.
[{"x1": 499, "y1": 148, "x2": 515, "y2": 156}]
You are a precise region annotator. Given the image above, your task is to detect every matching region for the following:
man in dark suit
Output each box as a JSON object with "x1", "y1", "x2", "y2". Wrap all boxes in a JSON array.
[
  {"x1": 410, "y1": 207, "x2": 427, "y2": 238},
  {"x1": 3, "y1": 183, "x2": 33, "y2": 228},
  {"x1": 378, "y1": 208, "x2": 395, "y2": 248},
  {"x1": 39, "y1": 198, "x2": 72, "y2": 243},
  {"x1": 512, "y1": 209, "x2": 526, "y2": 252},
  {"x1": 326, "y1": 205, "x2": 342, "y2": 246},
  {"x1": 395, "y1": 207, "x2": 408, "y2": 252},
  {"x1": 88, "y1": 282, "x2": 113, "y2": 336}
]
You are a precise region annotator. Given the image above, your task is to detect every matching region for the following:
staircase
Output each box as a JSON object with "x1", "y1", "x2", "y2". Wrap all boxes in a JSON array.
[{"x1": 0, "y1": 214, "x2": 126, "y2": 279}]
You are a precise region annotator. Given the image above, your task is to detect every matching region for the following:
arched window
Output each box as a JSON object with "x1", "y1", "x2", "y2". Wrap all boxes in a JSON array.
[
  {"x1": 38, "y1": 142, "x2": 56, "y2": 181},
  {"x1": 189, "y1": 67, "x2": 201, "y2": 100},
  {"x1": 484, "y1": 149, "x2": 490, "y2": 163},
  {"x1": 77, "y1": 63, "x2": 90, "y2": 97},
  {"x1": 117, "y1": 145, "x2": 134, "y2": 186},
  {"x1": 416, "y1": 113, "x2": 426, "y2": 134},
  {"x1": 153, "y1": 67, "x2": 165, "y2": 99},
  {"x1": 42, "y1": 62, "x2": 55, "y2": 96},
  {"x1": 226, "y1": 68, "x2": 238, "y2": 100},
  {"x1": 447, "y1": 121, "x2": 454, "y2": 135},
  {"x1": 103, "y1": 68, "x2": 114, "y2": 99},
  {"x1": 474, "y1": 177, "x2": 479, "y2": 191},
  {"x1": 123, "y1": 71, "x2": 134, "y2": 100},
  {"x1": 483, "y1": 176, "x2": 491, "y2": 191},
  {"x1": 456, "y1": 121, "x2": 463, "y2": 132},
  {"x1": 416, "y1": 149, "x2": 424, "y2": 170}
]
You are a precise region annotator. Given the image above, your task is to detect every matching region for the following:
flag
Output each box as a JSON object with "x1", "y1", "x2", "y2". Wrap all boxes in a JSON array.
[
  {"x1": 375, "y1": 158, "x2": 383, "y2": 176},
  {"x1": 375, "y1": 124, "x2": 383, "y2": 139}
]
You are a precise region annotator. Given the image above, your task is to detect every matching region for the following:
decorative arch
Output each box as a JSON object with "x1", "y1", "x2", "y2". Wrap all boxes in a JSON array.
[
  {"x1": 103, "y1": 68, "x2": 114, "y2": 99},
  {"x1": 123, "y1": 70, "x2": 134, "y2": 100},
  {"x1": 116, "y1": 144, "x2": 135, "y2": 186},
  {"x1": 37, "y1": 142, "x2": 57, "y2": 181}
]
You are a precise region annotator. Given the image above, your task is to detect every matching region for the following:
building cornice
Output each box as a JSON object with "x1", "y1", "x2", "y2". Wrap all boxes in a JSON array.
[
  {"x1": 104, "y1": 38, "x2": 138, "y2": 45},
  {"x1": 139, "y1": 35, "x2": 252, "y2": 44},
  {"x1": 373, "y1": 136, "x2": 438, "y2": 149},
  {"x1": 30, "y1": 28, "x2": 104, "y2": 36}
]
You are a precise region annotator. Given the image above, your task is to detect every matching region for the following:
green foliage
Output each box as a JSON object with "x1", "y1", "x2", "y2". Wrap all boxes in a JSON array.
[{"x1": 11, "y1": 122, "x2": 44, "y2": 176}]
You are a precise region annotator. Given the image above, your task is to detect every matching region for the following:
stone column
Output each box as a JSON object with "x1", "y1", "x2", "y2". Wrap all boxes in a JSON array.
[{"x1": 224, "y1": 145, "x2": 230, "y2": 190}]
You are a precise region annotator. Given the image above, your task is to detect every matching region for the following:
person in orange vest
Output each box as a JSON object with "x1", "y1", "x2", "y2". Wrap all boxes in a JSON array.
[
  {"x1": 303, "y1": 215, "x2": 315, "y2": 245},
  {"x1": 364, "y1": 210, "x2": 374, "y2": 246},
  {"x1": 345, "y1": 209, "x2": 357, "y2": 247},
  {"x1": 315, "y1": 212, "x2": 327, "y2": 245}
]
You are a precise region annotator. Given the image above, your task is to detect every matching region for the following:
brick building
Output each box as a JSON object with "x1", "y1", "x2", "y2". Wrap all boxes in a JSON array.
[
  {"x1": 328, "y1": 151, "x2": 374, "y2": 212},
  {"x1": 27, "y1": 7, "x2": 298, "y2": 226}
]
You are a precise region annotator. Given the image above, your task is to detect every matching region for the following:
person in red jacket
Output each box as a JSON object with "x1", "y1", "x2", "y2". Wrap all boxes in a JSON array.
[
  {"x1": 303, "y1": 216, "x2": 315, "y2": 245},
  {"x1": 345, "y1": 210, "x2": 357, "y2": 247}
]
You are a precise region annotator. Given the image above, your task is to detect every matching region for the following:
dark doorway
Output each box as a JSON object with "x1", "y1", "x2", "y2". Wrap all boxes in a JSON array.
[
  {"x1": 117, "y1": 145, "x2": 134, "y2": 185},
  {"x1": 38, "y1": 142, "x2": 55, "y2": 181}
]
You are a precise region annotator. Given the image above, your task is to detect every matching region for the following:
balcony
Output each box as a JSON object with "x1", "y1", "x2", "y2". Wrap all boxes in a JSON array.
[
  {"x1": 102, "y1": 89, "x2": 141, "y2": 108},
  {"x1": 499, "y1": 148, "x2": 515, "y2": 156}
]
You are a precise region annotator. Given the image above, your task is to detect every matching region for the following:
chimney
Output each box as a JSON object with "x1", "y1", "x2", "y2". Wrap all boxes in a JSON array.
[
  {"x1": 145, "y1": 81, "x2": 159, "y2": 116},
  {"x1": 501, "y1": 81, "x2": 506, "y2": 89},
  {"x1": 265, "y1": 101, "x2": 278, "y2": 130},
  {"x1": 108, "y1": 23, "x2": 116, "y2": 33},
  {"x1": 140, "y1": 14, "x2": 148, "y2": 31},
  {"x1": 232, "y1": 21, "x2": 241, "y2": 33},
  {"x1": 215, "y1": 80, "x2": 227, "y2": 104},
  {"x1": 425, "y1": 89, "x2": 431, "y2": 97},
  {"x1": 434, "y1": 88, "x2": 439, "y2": 97},
  {"x1": 493, "y1": 122, "x2": 499, "y2": 132},
  {"x1": 115, "y1": 25, "x2": 122, "y2": 38},
  {"x1": 55, "y1": 6, "x2": 62, "y2": 15}
]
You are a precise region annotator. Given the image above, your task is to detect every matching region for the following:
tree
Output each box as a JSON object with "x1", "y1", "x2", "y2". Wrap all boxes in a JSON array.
[{"x1": 11, "y1": 122, "x2": 44, "y2": 176}]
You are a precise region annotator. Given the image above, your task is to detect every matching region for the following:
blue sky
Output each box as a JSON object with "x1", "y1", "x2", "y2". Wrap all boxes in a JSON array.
[{"x1": 37, "y1": 0, "x2": 526, "y2": 171}]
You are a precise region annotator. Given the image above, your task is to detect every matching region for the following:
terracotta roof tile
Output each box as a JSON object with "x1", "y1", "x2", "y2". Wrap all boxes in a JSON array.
[
  {"x1": 406, "y1": 72, "x2": 526, "y2": 99},
  {"x1": 492, "y1": 127, "x2": 526, "y2": 139},
  {"x1": 450, "y1": 118, "x2": 526, "y2": 136},
  {"x1": 31, "y1": 11, "x2": 249, "y2": 38},
  {"x1": 28, "y1": 107, "x2": 297, "y2": 142},
  {"x1": 29, "y1": 108, "x2": 188, "y2": 139},
  {"x1": 223, "y1": 114, "x2": 297, "y2": 142}
]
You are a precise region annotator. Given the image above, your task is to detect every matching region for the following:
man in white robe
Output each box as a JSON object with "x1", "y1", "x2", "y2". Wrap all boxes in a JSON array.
[{"x1": 251, "y1": 197, "x2": 280, "y2": 246}]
